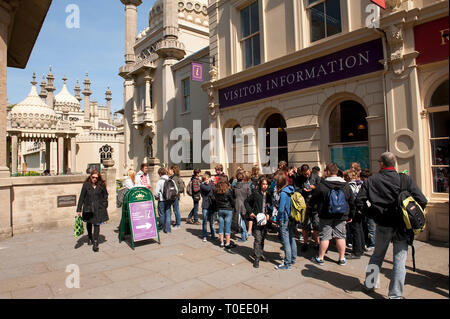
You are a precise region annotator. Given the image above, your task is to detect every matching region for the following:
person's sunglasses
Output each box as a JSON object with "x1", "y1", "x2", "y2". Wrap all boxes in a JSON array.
[{"x1": 91, "y1": 176, "x2": 98, "y2": 179}]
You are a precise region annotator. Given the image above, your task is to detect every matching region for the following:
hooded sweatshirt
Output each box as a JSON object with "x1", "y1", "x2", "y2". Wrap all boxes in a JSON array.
[
  {"x1": 309, "y1": 176, "x2": 355, "y2": 221},
  {"x1": 232, "y1": 180, "x2": 251, "y2": 216},
  {"x1": 277, "y1": 185, "x2": 295, "y2": 221}
]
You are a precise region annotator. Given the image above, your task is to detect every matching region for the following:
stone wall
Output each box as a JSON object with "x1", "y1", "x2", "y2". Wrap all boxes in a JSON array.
[{"x1": 0, "y1": 173, "x2": 119, "y2": 238}]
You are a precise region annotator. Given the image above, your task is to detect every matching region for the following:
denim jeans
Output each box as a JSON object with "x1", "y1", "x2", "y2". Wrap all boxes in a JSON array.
[
  {"x1": 218, "y1": 209, "x2": 233, "y2": 235},
  {"x1": 172, "y1": 197, "x2": 181, "y2": 226},
  {"x1": 366, "y1": 218, "x2": 376, "y2": 248},
  {"x1": 279, "y1": 219, "x2": 297, "y2": 266},
  {"x1": 240, "y1": 216, "x2": 248, "y2": 240},
  {"x1": 202, "y1": 208, "x2": 215, "y2": 238},
  {"x1": 364, "y1": 225, "x2": 408, "y2": 299},
  {"x1": 158, "y1": 201, "x2": 172, "y2": 233},
  {"x1": 188, "y1": 199, "x2": 200, "y2": 222}
]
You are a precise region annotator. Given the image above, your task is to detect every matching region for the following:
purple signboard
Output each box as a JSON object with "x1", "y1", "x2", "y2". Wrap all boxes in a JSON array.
[
  {"x1": 129, "y1": 200, "x2": 157, "y2": 242},
  {"x1": 192, "y1": 62, "x2": 204, "y2": 82},
  {"x1": 219, "y1": 39, "x2": 384, "y2": 108}
]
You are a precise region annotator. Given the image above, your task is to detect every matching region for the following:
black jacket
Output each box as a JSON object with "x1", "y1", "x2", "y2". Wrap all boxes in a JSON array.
[
  {"x1": 76, "y1": 182, "x2": 109, "y2": 224},
  {"x1": 355, "y1": 169, "x2": 427, "y2": 228},
  {"x1": 244, "y1": 189, "x2": 273, "y2": 223},
  {"x1": 309, "y1": 177, "x2": 355, "y2": 221},
  {"x1": 212, "y1": 189, "x2": 235, "y2": 210},
  {"x1": 200, "y1": 182, "x2": 214, "y2": 210},
  {"x1": 232, "y1": 181, "x2": 251, "y2": 216}
]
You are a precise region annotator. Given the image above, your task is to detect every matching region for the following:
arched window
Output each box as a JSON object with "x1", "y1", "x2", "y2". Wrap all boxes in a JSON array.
[
  {"x1": 329, "y1": 100, "x2": 369, "y2": 170},
  {"x1": 428, "y1": 79, "x2": 449, "y2": 193},
  {"x1": 99, "y1": 145, "x2": 113, "y2": 163}
]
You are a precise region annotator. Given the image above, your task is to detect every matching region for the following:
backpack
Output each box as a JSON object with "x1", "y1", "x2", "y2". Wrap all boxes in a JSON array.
[
  {"x1": 398, "y1": 173, "x2": 426, "y2": 272},
  {"x1": 186, "y1": 180, "x2": 193, "y2": 196},
  {"x1": 192, "y1": 178, "x2": 201, "y2": 193},
  {"x1": 173, "y1": 175, "x2": 185, "y2": 194},
  {"x1": 116, "y1": 187, "x2": 128, "y2": 208},
  {"x1": 163, "y1": 179, "x2": 178, "y2": 201},
  {"x1": 328, "y1": 187, "x2": 348, "y2": 214},
  {"x1": 290, "y1": 191, "x2": 307, "y2": 223}
]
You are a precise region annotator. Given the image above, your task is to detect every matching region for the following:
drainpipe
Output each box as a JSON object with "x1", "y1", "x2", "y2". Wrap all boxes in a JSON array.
[{"x1": 373, "y1": 28, "x2": 390, "y2": 153}]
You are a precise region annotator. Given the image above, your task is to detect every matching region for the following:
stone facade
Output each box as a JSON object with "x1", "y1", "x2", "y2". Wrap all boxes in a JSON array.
[{"x1": 206, "y1": 0, "x2": 448, "y2": 242}]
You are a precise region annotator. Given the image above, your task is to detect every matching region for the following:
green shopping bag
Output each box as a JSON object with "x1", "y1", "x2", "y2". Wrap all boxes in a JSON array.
[{"x1": 74, "y1": 216, "x2": 84, "y2": 238}]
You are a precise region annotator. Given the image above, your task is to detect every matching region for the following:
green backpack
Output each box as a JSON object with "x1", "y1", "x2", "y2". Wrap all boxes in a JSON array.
[{"x1": 290, "y1": 192, "x2": 307, "y2": 223}]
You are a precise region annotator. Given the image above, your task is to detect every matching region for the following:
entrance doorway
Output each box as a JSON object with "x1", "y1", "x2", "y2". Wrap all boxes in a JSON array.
[{"x1": 264, "y1": 113, "x2": 288, "y2": 168}]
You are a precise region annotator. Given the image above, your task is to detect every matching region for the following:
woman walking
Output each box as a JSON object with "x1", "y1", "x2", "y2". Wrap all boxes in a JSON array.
[
  {"x1": 245, "y1": 177, "x2": 273, "y2": 268},
  {"x1": 76, "y1": 170, "x2": 109, "y2": 252},
  {"x1": 212, "y1": 176, "x2": 236, "y2": 249}
]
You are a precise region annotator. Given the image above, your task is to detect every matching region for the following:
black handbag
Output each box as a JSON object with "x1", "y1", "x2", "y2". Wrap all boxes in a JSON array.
[{"x1": 82, "y1": 200, "x2": 94, "y2": 221}]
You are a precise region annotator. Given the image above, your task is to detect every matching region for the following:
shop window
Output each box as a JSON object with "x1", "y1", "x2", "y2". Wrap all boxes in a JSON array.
[
  {"x1": 329, "y1": 100, "x2": 369, "y2": 170},
  {"x1": 240, "y1": 1, "x2": 260, "y2": 69},
  {"x1": 308, "y1": 0, "x2": 342, "y2": 43},
  {"x1": 183, "y1": 78, "x2": 190, "y2": 112},
  {"x1": 428, "y1": 79, "x2": 449, "y2": 193},
  {"x1": 99, "y1": 145, "x2": 113, "y2": 163}
]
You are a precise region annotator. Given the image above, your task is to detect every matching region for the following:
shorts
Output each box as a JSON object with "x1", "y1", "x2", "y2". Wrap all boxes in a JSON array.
[
  {"x1": 301, "y1": 209, "x2": 320, "y2": 231},
  {"x1": 319, "y1": 219, "x2": 347, "y2": 241}
]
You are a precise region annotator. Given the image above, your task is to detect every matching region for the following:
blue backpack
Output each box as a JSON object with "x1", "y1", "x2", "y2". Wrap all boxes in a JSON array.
[{"x1": 328, "y1": 187, "x2": 347, "y2": 214}]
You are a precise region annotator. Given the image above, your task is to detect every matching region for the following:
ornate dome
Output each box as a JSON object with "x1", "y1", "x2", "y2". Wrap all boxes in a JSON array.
[
  {"x1": 9, "y1": 79, "x2": 57, "y2": 129},
  {"x1": 54, "y1": 78, "x2": 81, "y2": 111}
]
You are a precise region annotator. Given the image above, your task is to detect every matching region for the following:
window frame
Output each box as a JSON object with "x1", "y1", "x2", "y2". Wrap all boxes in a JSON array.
[
  {"x1": 182, "y1": 78, "x2": 191, "y2": 113},
  {"x1": 427, "y1": 97, "x2": 449, "y2": 195},
  {"x1": 306, "y1": 0, "x2": 342, "y2": 43},
  {"x1": 239, "y1": 0, "x2": 261, "y2": 69}
]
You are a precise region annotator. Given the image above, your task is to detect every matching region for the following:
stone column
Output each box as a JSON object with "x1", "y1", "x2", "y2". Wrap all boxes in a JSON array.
[
  {"x1": 101, "y1": 159, "x2": 118, "y2": 221},
  {"x1": 144, "y1": 75, "x2": 151, "y2": 110},
  {"x1": 83, "y1": 73, "x2": 92, "y2": 122},
  {"x1": 0, "y1": 3, "x2": 13, "y2": 177},
  {"x1": 11, "y1": 135, "x2": 18, "y2": 175},
  {"x1": 70, "y1": 137, "x2": 76, "y2": 174},
  {"x1": 133, "y1": 79, "x2": 139, "y2": 113},
  {"x1": 121, "y1": 0, "x2": 142, "y2": 65},
  {"x1": 57, "y1": 136, "x2": 64, "y2": 175}
]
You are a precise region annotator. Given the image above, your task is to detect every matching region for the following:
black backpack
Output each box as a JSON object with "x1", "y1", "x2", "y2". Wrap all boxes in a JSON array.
[{"x1": 163, "y1": 179, "x2": 178, "y2": 201}]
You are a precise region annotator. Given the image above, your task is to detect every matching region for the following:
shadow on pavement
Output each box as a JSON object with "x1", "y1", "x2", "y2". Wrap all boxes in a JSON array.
[
  {"x1": 301, "y1": 264, "x2": 385, "y2": 299},
  {"x1": 74, "y1": 234, "x2": 107, "y2": 249}
]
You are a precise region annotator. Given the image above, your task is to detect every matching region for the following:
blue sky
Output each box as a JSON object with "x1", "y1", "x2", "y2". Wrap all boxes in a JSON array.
[{"x1": 7, "y1": 0, "x2": 156, "y2": 112}]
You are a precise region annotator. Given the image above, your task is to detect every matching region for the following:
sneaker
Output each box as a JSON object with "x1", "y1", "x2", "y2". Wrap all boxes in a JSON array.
[
  {"x1": 173, "y1": 225, "x2": 181, "y2": 230},
  {"x1": 220, "y1": 242, "x2": 224, "y2": 248},
  {"x1": 366, "y1": 246, "x2": 375, "y2": 251},
  {"x1": 301, "y1": 243, "x2": 309, "y2": 252},
  {"x1": 313, "y1": 256, "x2": 324, "y2": 266},
  {"x1": 203, "y1": 237, "x2": 207, "y2": 242},
  {"x1": 347, "y1": 254, "x2": 361, "y2": 260},
  {"x1": 247, "y1": 233, "x2": 252, "y2": 237},
  {"x1": 260, "y1": 255, "x2": 267, "y2": 262},
  {"x1": 186, "y1": 218, "x2": 193, "y2": 224},
  {"x1": 275, "y1": 263, "x2": 292, "y2": 270},
  {"x1": 338, "y1": 258, "x2": 347, "y2": 266},
  {"x1": 346, "y1": 243, "x2": 353, "y2": 248},
  {"x1": 194, "y1": 221, "x2": 201, "y2": 225},
  {"x1": 253, "y1": 259, "x2": 259, "y2": 268},
  {"x1": 291, "y1": 260, "x2": 296, "y2": 265}
]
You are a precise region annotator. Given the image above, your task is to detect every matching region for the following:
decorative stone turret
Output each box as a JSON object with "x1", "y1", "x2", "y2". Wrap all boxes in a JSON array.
[
  {"x1": 45, "y1": 66, "x2": 56, "y2": 109},
  {"x1": 82, "y1": 72, "x2": 92, "y2": 122},
  {"x1": 74, "y1": 80, "x2": 82, "y2": 103},
  {"x1": 54, "y1": 77, "x2": 81, "y2": 112},
  {"x1": 105, "y1": 87, "x2": 112, "y2": 124},
  {"x1": 39, "y1": 74, "x2": 47, "y2": 102},
  {"x1": 121, "y1": 0, "x2": 143, "y2": 65},
  {"x1": 155, "y1": 0, "x2": 186, "y2": 60}
]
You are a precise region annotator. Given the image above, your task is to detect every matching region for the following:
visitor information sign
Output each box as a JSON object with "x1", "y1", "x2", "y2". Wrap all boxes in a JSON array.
[
  {"x1": 118, "y1": 187, "x2": 160, "y2": 249},
  {"x1": 129, "y1": 200, "x2": 158, "y2": 242}
]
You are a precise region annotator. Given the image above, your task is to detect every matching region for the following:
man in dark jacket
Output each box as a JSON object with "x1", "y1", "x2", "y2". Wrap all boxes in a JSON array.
[
  {"x1": 309, "y1": 163, "x2": 356, "y2": 266},
  {"x1": 356, "y1": 152, "x2": 427, "y2": 299}
]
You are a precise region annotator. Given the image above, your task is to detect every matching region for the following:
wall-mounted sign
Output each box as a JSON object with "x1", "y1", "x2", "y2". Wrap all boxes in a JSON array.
[
  {"x1": 57, "y1": 195, "x2": 77, "y2": 208},
  {"x1": 414, "y1": 17, "x2": 449, "y2": 65},
  {"x1": 191, "y1": 62, "x2": 204, "y2": 82},
  {"x1": 219, "y1": 39, "x2": 384, "y2": 108}
]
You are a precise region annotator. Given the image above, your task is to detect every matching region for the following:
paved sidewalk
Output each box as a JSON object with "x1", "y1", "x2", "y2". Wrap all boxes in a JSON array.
[{"x1": 0, "y1": 208, "x2": 448, "y2": 299}]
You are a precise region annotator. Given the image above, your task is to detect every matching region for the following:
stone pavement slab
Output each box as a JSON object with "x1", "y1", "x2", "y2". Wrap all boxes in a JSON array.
[{"x1": 0, "y1": 208, "x2": 448, "y2": 299}]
